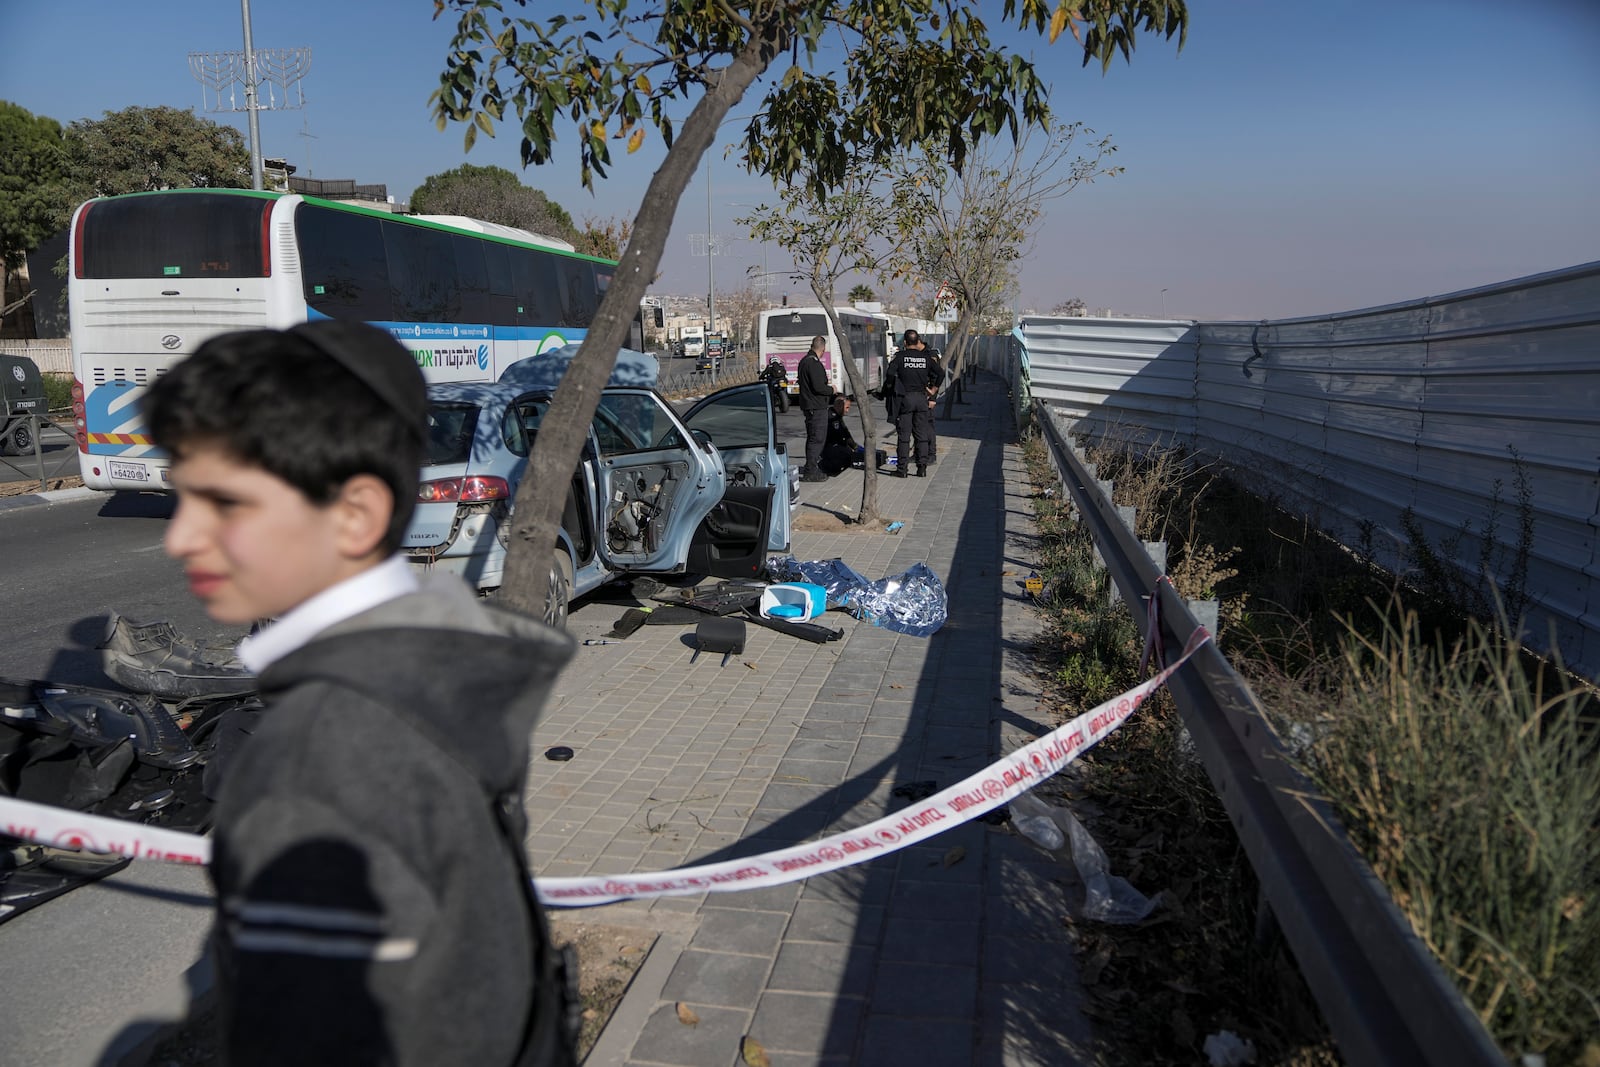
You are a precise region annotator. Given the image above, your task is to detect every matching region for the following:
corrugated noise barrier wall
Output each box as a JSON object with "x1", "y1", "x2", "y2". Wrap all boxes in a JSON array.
[{"x1": 965, "y1": 261, "x2": 1600, "y2": 680}]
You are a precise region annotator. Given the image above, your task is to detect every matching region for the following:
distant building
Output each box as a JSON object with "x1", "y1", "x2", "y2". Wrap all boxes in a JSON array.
[{"x1": 289, "y1": 175, "x2": 402, "y2": 212}]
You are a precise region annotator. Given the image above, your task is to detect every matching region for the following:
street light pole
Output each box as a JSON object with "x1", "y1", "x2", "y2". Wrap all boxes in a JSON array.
[
  {"x1": 706, "y1": 155, "x2": 715, "y2": 341},
  {"x1": 240, "y1": 0, "x2": 264, "y2": 190},
  {"x1": 1161, "y1": 288, "x2": 1169, "y2": 317}
]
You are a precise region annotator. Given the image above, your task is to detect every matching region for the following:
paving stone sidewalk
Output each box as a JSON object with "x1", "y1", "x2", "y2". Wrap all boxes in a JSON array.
[{"x1": 527, "y1": 373, "x2": 1095, "y2": 1067}]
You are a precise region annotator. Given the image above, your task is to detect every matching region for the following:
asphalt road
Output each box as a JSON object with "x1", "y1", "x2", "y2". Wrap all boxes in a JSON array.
[
  {"x1": 0, "y1": 492, "x2": 247, "y2": 1067},
  {"x1": 0, "y1": 423, "x2": 79, "y2": 487}
]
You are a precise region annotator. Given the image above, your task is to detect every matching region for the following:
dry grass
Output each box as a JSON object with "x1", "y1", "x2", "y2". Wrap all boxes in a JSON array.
[
  {"x1": 1024, "y1": 421, "x2": 1600, "y2": 1065},
  {"x1": 1251, "y1": 606, "x2": 1600, "y2": 1064},
  {"x1": 1020, "y1": 428, "x2": 1338, "y2": 1064},
  {"x1": 0, "y1": 473, "x2": 82, "y2": 498}
]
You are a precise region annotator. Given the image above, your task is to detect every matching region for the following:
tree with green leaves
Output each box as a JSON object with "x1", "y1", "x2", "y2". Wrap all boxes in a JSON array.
[
  {"x1": 574, "y1": 213, "x2": 631, "y2": 260},
  {"x1": 742, "y1": 158, "x2": 898, "y2": 525},
  {"x1": 848, "y1": 283, "x2": 875, "y2": 304},
  {"x1": 888, "y1": 121, "x2": 1120, "y2": 418},
  {"x1": 63, "y1": 105, "x2": 249, "y2": 200},
  {"x1": 409, "y1": 162, "x2": 581, "y2": 243},
  {"x1": 432, "y1": 0, "x2": 1187, "y2": 618},
  {"x1": 0, "y1": 101, "x2": 69, "y2": 322}
]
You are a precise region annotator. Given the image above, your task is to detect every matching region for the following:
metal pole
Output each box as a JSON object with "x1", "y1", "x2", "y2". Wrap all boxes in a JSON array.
[
  {"x1": 240, "y1": 0, "x2": 264, "y2": 190},
  {"x1": 707, "y1": 155, "x2": 717, "y2": 381},
  {"x1": 1161, "y1": 288, "x2": 1168, "y2": 317},
  {"x1": 708, "y1": 156, "x2": 721, "y2": 382}
]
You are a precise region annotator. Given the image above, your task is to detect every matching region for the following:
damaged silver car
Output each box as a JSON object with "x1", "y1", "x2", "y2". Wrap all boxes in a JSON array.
[{"x1": 402, "y1": 345, "x2": 796, "y2": 626}]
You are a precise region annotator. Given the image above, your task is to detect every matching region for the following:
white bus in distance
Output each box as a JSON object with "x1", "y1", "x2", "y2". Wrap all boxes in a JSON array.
[
  {"x1": 67, "y1": 189, "x2": 636, "y2": 492},
  {"x1": 756, "y1": 306, "x2": 891, "y2": 399}
]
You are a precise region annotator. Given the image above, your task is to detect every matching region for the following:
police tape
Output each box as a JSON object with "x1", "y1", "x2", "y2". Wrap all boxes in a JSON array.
[{"x1": 0, "y1": 630, "x2": 1210, "y2": 906}]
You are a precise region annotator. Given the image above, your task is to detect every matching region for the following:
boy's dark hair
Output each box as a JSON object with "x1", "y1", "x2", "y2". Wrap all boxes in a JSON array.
[{"x1": 144, "y1": 321, "x2": 426, "y2": 554}]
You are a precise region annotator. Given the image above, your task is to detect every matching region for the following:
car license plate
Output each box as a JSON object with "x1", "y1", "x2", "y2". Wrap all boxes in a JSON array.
[{"x1": 109, "y1": 460, "x2": 150, "y2": 483}]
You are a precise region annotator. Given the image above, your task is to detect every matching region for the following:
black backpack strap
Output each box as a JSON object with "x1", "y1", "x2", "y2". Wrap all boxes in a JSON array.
[
  {"x1": 355, "y1": 696, "x2": 578, "y2": 1067},
  {"x1": 491, "y1": 789, "x2": 579, "y2": 1067}
]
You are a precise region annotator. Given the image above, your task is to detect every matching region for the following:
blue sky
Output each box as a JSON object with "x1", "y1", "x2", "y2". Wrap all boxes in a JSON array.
[{"x1": 3, "y1": 1, "x2": 1596, "y2": 320}]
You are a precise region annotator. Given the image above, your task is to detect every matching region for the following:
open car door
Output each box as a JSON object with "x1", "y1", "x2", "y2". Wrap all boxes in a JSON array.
[
  {"x1": 588, "y1": 388, "x2": 725, "y2": 573},
  {"x1": 680, "y1": 382, "x2": 791, "y2": 580}
]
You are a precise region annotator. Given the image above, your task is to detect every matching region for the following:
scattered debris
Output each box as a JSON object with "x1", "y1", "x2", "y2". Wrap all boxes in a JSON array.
[
  {"x1": 99, "y1": 613, "x2": 254, "y2": 700},
  {"x1": 740, "y1": 1035, "x2": 771, "y2": 1067},
  {"x1": 690, "y1": 618, "x2": 746, "y2": 666}
]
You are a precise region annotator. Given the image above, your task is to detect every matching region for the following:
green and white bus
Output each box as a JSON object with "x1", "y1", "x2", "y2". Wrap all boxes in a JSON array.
[{"x1": 68, "y1": 188, "x2": 632, "y2": 491}]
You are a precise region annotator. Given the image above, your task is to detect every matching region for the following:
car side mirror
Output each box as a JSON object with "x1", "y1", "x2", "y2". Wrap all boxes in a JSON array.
[{"x1": 689, "y1": 428, "x2": 717, "y2": 452}]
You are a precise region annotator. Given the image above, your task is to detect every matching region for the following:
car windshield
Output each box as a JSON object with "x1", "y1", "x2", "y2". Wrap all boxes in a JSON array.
[{"x1": 425, "y1": 402, "x2": 481, "y2": 465}]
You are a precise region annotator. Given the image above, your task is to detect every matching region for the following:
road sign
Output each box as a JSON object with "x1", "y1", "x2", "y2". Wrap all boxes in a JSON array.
[{"x1": 934, "y1": 303, "x2": 959, "y2": 323}]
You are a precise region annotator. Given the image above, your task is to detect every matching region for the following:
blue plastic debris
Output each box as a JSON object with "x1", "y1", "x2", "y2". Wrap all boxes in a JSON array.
[{"x1": 766, "y1": 556, "x2": 947, "y2": 637}]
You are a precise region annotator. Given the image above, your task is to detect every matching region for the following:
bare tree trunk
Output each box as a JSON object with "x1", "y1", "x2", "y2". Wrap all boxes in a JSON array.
[
  {"x1": 815, "y1": 297, "x2": 883, "y2": 527},
  {"x1": 940, "y1": 316, "x2": 974, "y2": 421},
  {"x1": 495, "y1": 34, "x2": 781, "y2": 617}
]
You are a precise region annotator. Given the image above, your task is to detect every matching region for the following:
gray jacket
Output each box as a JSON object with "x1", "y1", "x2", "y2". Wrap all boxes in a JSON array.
[{"x1": 210, "y1": 579, "x2": 575, "y2": 1066}]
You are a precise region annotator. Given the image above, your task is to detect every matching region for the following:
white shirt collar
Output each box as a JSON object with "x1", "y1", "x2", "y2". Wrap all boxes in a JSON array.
[{"x1": 238, "y1": 555, "x2": 420, "y2": 673}]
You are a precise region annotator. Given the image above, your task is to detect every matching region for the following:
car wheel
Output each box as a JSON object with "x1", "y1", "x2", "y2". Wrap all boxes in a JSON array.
[
  {"x1": 544, "y1": 551, "x2": 573, "y2": 630},
  {"x1": 5, "y1": 420, "x2": 31, "y2": 455}
]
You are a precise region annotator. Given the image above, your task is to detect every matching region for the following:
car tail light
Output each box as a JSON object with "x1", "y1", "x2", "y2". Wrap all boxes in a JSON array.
[
  {"x1": 72, "y1": 379, "x2": 87, "y2": 451},
  {"x1": 417, "y1": 475, "x2": 510, "y2": 503}
]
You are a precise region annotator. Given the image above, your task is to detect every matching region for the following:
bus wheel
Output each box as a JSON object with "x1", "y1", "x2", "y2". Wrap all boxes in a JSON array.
[{"x1": 545, "y1": 551, "x2": 573, "y2": 630}]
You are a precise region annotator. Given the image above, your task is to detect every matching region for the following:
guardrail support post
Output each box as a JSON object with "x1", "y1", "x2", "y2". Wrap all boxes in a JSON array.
[{"x1": 1186, "y1": 598, "x2": 1219, "y2": 634}]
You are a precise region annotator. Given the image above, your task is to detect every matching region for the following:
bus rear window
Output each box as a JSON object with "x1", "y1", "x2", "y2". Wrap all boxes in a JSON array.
[
  {"x1": 766, "y1": 313, "x2": 827, "y2": 338},
  {"x1": 77, "y1": 193, "x2": 270, "y2": 279}
]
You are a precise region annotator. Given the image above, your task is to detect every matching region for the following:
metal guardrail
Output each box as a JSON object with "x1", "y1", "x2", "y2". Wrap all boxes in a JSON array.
[
  {"x1": 1, "y1": 413, "x2": 80, "y2": 489},
  {"x1": 656, "y1": 355, "x2": 758, "y2": 398},
  {"x1": 1034, "y1": 405, "x2": 1505, "y2": 1067}
]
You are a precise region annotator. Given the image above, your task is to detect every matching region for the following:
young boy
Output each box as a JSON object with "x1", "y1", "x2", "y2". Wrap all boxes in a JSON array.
[{"x1": 144, "y1": 320, "x2": 576, "y2": 1066}]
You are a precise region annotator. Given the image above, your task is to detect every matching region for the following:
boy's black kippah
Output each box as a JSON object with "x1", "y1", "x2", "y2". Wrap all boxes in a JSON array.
[{"x1": 288, "y1": 321, "x2": 427, "y2": 442}]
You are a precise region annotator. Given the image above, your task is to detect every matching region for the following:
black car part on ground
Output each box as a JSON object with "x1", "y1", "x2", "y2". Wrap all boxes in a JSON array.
[
  {"x1": 647, "y1": 580, "x2": 845, "y2": 643},
  {"x1": 0, "y1": 650, "x2": 259, "y2": 924},
  {"x1": 690, "y1": 618, "x2": 746, "y2": 666}
]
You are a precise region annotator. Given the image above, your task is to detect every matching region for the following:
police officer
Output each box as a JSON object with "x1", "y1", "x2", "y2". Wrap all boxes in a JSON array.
[
  {"x1": 796, "y1": 335, "x2": 835, "y2": 482},
  {"x1": 885, "y1": 329, "x2": 944, "y2": 477}
]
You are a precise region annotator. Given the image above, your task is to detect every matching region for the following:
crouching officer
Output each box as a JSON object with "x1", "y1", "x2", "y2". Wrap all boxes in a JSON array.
[{"x1": 885, "y1": 330, "x2": 944, "y2": 477}]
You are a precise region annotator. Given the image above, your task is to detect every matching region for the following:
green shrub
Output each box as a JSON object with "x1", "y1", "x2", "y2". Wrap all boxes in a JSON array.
[
  {"x1": 1276, "y1": 604, "x2": 1599, "y2": 1062},
  {"x1": 42, "y1": 371, "x2": 72, "y2": 412}
]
